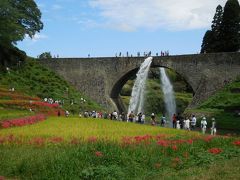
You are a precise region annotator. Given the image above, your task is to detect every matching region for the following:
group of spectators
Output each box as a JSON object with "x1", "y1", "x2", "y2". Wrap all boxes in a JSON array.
[
  {"x1": 63, "y1": 109, "x2": 217, "y2": 135},
  {"x1": 115, "y1": 50, "x2": 170, "y2": 58},
  {"x1": 169, "y1": 113, "x2": 217, "y2": 135}
]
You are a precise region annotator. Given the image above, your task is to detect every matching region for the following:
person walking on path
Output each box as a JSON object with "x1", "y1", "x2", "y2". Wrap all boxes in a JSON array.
[{"x1": 201, "y1": 116, "x2": 207, "y2": 134}]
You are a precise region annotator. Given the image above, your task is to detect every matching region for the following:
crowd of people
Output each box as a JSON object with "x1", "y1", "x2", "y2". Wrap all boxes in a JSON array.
[
  {"x1": 169, "y1": 113, "x2": 216, "y2": 135},
  {"x1": 115, "y1": 50, "x2": 170, "y2": 58},
  {"x1": 63, "y1": 110, "x2": 217, "y2": 135}
]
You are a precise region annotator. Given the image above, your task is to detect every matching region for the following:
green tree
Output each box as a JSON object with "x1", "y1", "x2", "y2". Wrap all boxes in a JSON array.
[
  {"x1": 38, "y1": 52, "x2": 52, "y2": 59},
  {"x1": 0, "y1": 0, "x2": 43, "y2": 45},
  {"x1": 0, "y1": 0, "x2": 43, "y2": 68},
  {"x1": 211, "y1": 5, "x2": 223, "y2": 52},
  {"x1": 200, "y1": 5, "x2": 223, "y2": 53},
  {"x1": 201, "y1": 30, "x2": 214, "y2": 53},
  {"x1": 219, "y1": 0, "x2": 240, "y2": 52}
]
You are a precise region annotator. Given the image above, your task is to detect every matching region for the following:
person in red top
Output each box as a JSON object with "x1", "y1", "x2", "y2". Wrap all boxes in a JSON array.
[{"x1": 172, "y1": 114, "x2": 177, "y2": 128}]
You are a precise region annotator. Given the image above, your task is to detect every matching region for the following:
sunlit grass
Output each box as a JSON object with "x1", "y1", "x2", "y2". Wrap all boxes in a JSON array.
[{"x1": 0, "y1": 117, "x2": 198, "y2": 141}]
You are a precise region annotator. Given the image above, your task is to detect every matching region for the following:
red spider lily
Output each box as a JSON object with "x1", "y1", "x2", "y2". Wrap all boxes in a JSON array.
[
  {"x1": 171, "y1": 145, "x2": 178, "y2": 151},
  {"x1": 208, "y1": 148, "x2": 222, "y2": 154},
  {"x1": 88, "y1": 136, "x2": 97, "y2": 143},
  {"x1": 48, "y1": 137, "x2": 64, "y2": 143},
  {"x1": 29, "y1": 137, "x2": 46, "y2": 146},
  {"x1": 233, "y1": 140, "x2": 240, "y2": 147},
  {"x1": 32, "y1": 102, "x2": 59, "y2": 108},
  {"x1": 95, "y1": 151, "x2": 103, "y2": 157},
  {"x1": 204, "y1": 136, "x2": 214, "y2": 142},
  {"x1": 0, "y1": 114, "x2": 46, "y2": 128},
  {"x1": 187, "y1": 139, "x2": 193, "y2": 144},
  {"x1": 155, "y1": 134, "x2": 167, "y2": 140},
  {"x1": 70, "y1": 138, "x2": 80, "y2": 145},
  {"x1": 133, "y1": 135, "x2": 153, "y2": 144},
  {"x1": 157, "y1": 140, "x2": 169, "y2": 147}
]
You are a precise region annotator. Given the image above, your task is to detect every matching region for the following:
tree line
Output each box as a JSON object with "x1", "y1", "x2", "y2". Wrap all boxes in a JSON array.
[{"x1": 201, "y1": 0, "x2": 240, "y2": 53}]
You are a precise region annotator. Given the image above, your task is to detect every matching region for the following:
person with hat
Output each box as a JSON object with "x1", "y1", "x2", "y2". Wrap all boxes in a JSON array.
[
  {"x1": 211, "y1": 117, "x2": 217, "y2": 135},
  {"x1": 201, "y1": 116, "x2": 207, "y2": 134},
  {"x1": 151, "y1": 113, "x2": 156, "y2": 126}
]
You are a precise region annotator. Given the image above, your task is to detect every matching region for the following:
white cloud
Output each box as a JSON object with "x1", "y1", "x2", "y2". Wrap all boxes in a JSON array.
[
  {"x1": 89, "y1": 0, "x2": 228, "y2": 31},
  {"x1": 25, "y1": 33, "x2": 48, "y2": 42}
]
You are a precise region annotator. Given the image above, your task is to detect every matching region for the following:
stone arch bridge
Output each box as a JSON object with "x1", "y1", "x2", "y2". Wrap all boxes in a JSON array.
[{"x1": 40, "y1": 52, "x2": 240, "y2": 112}]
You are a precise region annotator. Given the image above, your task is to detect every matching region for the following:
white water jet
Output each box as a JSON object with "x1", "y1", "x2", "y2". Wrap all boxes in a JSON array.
[
  {"x1": 160, "y1": 68, "x2": 176, "y2": 126},
  {"x1": 128, "y1": 57, "x2": 152, "y2": 117}
]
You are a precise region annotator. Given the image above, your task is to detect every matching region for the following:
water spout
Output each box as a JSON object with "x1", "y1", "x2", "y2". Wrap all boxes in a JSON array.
[
  {"x1": 159, "y1": 68, "x2": 176, "y2": 127},
  {"x1": 128, "y1": 57, "x2": 152, "y2": 117}
]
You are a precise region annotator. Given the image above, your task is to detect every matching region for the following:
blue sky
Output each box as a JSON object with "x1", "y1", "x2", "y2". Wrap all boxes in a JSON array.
[{"x1": 17, "y1": 0, "x2": 229, "y2": 58}]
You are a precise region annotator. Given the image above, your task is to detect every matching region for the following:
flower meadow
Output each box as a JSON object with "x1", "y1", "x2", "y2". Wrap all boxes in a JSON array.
[
  {"x1": 0, "y1": 87, "x2": 64, "y2": 117},
  {"x1": 0, "y1": 114, "x2": 46, "y2": 128},
  {"x1": 0, "y1": 117, "x2": 239, "y2": 179}
]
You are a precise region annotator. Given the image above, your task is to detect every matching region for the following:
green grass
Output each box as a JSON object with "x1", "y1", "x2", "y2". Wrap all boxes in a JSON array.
[
  {"x1": 0, "y1": 109, "x2": 33, "y2": 121},
  {"x1": 0, "y1": 117, "x2": 239, "y2": 179},
  {"x1": 186, "y1": 78, "x2": 240, "y2": 133},
  {"x1": 200, "y1": 80, "x2": 240, "y2": 109},
  {"x1": 0, "y1": 58, "x2": 103, "y2": 113},
  {"x1": 0, "y1": 117, "x2": 194, "y2": 141}
]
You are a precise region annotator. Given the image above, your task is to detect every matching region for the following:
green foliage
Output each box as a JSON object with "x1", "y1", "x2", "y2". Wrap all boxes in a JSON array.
[
  {"x1": 0, "y1": 0, "x2": 43, "y2": 45},
  {"x1": 201, "y1": 0, "x2": 240, "y2": 53},
  {"x1": 200, "y1": 81, "x2": 240, "y2": 109},
  {"x1": 219, "y1": 0, "x2": 240, "y2": 52},
  {"x1": 187, "y1": 79, "x2": 240, "y2": 132},
  {"x1": 38, "y1": 52, "x2": 52, "y2": 59}
]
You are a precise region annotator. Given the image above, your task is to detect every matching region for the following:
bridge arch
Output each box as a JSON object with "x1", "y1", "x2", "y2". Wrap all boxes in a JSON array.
[{"x1": 110, "y1": 63, "x2": 194, "y2": 113}]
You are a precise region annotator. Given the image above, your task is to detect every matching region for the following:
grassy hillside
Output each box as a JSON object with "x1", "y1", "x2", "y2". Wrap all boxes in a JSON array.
[
  {"x1": 186, "y1": 78, "x2": 240, "y2": 132},
  {"x1": 0, "y1": 58, "x2": 103, "y2": 114}
]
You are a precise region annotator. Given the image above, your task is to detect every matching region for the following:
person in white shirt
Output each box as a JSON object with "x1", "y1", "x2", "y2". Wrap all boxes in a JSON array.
[
  {"x1": 191, "y1": 115, "x2": 197, "y2": 130},
  {"x1": 185, "y1": 117, "x2": 190, "y2": 131},
  {"x1": 201, "y1": 116, "x2": 207, "y2": 134}
]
